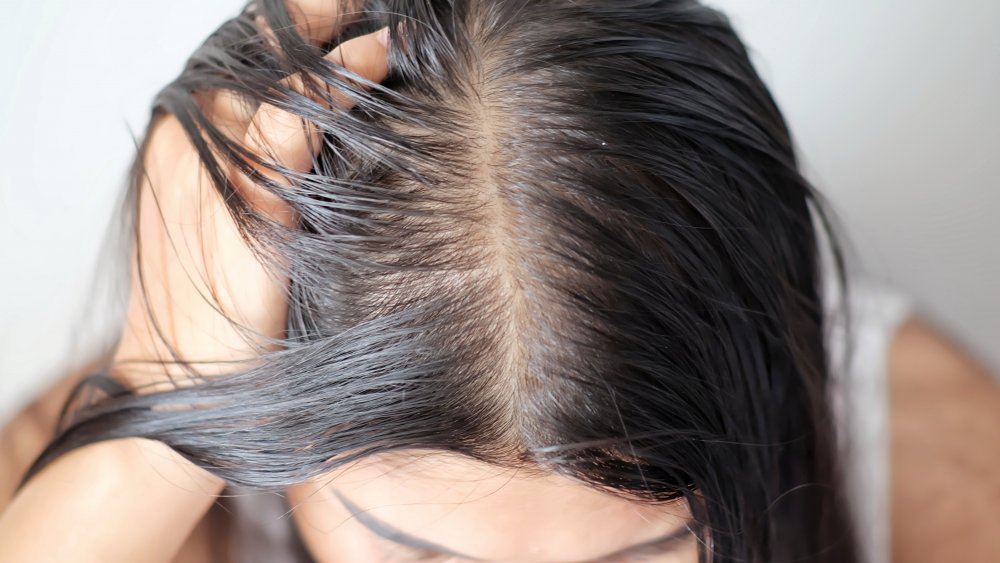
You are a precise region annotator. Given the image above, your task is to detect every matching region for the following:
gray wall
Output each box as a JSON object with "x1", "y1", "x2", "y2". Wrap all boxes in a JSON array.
[{"x1": 1, "y1": 1, "x2": 997, "y2": 419}]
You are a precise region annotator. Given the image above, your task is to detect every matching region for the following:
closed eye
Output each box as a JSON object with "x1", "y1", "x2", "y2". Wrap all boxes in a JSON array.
[
  {"x1": 336, "y1": 488, "x2": 695, "y2": 563},
  {"x1": 380, "y1": 542, "x2": 460, "y2": 562}
]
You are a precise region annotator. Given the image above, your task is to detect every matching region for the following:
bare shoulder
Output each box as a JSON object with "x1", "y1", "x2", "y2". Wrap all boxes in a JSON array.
[{"x1": 889, "y1": 316, "x2": 1000, "y2": 562}]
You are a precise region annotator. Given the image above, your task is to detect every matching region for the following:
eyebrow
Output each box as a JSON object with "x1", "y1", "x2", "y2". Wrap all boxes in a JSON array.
[
  {"x1": 335, "y1": 490, "x2": 480, "y2": 559},
  {"x1": 598, "y1": 524, "x2": 694, "y2": 560},
  {"x1": 334, "y1": 489, "x2": 695, "y2": 562}
]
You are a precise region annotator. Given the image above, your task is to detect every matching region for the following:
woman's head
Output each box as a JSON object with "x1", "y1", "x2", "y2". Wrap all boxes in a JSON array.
[{"x1": 33, "y1": 0, "x2": 855, "y2": 561}]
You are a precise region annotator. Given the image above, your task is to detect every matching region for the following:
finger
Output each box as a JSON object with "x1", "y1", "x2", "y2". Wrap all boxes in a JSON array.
[
  {"x1": 206, "y1": 89, "x2": 257, "y2": 146},
  {"x1": 286, "y1": 24, "x2": 393, "y2": 112},
  {"x1": 249, "y1": 1, "x2": 364, "y2": 62},
  {"x1": 234, "y1": 26, "x2": 391, "y2": 222},
  {"x1": 219, "y1": 0, "x2": 369, "y2": 122},
  {"x1": 207, "y1": 1, "x2": 363, "y2": 131},
  {"x1": 287, "y1": 0, "x2": 364, "y2": 46}
]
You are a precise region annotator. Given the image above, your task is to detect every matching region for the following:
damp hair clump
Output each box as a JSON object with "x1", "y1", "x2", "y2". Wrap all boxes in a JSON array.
[{"x1": 30, "y1": 1, "x2": 857, "y2": 561}]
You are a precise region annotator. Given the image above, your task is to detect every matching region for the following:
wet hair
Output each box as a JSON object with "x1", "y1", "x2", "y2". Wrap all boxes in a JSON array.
[{"x1": 28, "y1": 0, "x2": 857, "y2": 561}]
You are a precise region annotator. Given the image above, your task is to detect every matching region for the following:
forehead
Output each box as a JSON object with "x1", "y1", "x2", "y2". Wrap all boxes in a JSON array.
[{"x1": 301, "y1": 452, "x2": 691, "y2": 561}]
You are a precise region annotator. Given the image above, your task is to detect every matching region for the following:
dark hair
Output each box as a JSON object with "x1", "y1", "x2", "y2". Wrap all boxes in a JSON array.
[{"x1": 29, "y1": 0, "x2": 857, "y2": 561}]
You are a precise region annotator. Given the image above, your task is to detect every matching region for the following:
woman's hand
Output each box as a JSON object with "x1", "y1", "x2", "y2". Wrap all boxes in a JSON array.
[
  {"x1": 114, "y1": 0, "x2": 390, "y2": 388},
  {"x1": 0, "y1": 438, "x2": 223, "y2": 563},
  {"x1": 0, "y1": 2, "x2": 391, "y2": 560}
]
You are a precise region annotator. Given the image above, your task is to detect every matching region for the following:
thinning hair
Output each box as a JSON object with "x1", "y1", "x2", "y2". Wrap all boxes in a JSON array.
[{"x1": 29, "y1": 1, "x2": 857, "y2": 561}]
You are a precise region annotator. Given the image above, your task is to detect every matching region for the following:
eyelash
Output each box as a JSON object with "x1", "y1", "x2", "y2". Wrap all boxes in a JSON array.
[
  {"x1": 382, "y1": 544, "x2": 456, "y2": 563},
  {"x1": 379, "y1": 527, "x2": 694, "y2": 562},
  {"x1": 386, "y1": 546, "x2": 660, "y2": 563},
  {"x1": 611, "y1": 551, "x2": 657, "y2": 562}
]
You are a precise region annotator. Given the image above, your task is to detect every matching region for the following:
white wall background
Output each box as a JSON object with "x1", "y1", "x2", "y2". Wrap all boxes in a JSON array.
[{"x1": 1, "y1": 1, "x2": 998, "y2": 420}]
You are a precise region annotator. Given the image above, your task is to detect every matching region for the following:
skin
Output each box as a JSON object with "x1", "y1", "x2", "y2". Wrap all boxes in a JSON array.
[
  {"x1": 1, "y1": 2, "x2": 999, "y2": 561},
  {"x1": 284, "y1": 454, "x2": 698, "y2": 562},
  {"x1": 889, "y1": 318, "x2": 1000, "y2": 561}
]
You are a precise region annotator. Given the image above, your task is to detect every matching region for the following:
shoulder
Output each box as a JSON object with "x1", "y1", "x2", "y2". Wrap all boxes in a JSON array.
[{"x1": 889, "y1": 316, "x2": 1000, "y2": 561}]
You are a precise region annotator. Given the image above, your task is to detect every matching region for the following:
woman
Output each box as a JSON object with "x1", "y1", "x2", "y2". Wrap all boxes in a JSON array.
[{"x1": 1, "y1": 1, "x2": 998, "y2": 561}]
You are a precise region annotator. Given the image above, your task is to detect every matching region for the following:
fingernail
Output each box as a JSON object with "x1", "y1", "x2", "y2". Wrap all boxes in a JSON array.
[{"x1": 375, "y1": 26, "x2": 390, "y2": 48}]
